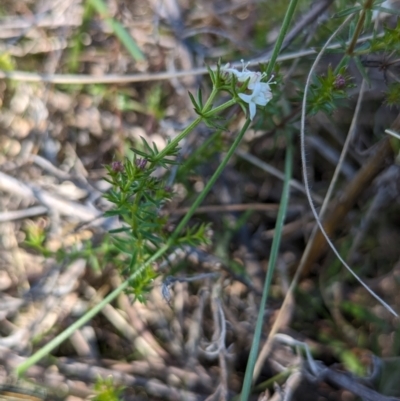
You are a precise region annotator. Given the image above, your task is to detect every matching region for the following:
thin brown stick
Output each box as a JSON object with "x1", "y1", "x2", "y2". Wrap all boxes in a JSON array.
[{"x1": 300, "y1": 133, "x2": 395, "y2": 276}]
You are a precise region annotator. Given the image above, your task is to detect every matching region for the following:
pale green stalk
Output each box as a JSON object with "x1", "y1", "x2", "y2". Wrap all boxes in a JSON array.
[
  {"x1": 15, "y1": 117, "x2": 251, "y2": 377},
  {"x1": 265, "y1": 0, "x2": 299, "y2": 76},
  {"x1": 171, "y1": 118, "x2": 251, "y2": 240},
  {"x1": 239, "y1": 1, "x2": 299, "y2": 398},
  {"x1": 240, "y1": 132, "x2": 293, "y2": 401}
]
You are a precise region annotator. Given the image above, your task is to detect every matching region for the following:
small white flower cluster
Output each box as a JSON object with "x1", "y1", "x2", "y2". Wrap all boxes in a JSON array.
[{"x1": 222, "y1": 61, "x2": 274, "y2": 120}]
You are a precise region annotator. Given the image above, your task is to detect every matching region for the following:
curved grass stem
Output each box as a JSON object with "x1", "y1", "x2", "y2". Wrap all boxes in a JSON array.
[{"x1": 300, "y1": 14, "x2": 397, "y2": 316}]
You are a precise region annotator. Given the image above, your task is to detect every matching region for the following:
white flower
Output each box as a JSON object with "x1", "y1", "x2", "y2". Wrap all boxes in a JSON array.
[
  {"x1": 238, "y1": 78, "x2": 274, "y2": 120},
  {"x1": 222, "y1": 60, "x2": 265, "y2": 86},
  {"x1": 222, "y1": 60, "x2": 274, "y2": 120}
]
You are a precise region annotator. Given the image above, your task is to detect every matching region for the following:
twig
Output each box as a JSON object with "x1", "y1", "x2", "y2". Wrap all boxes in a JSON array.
[
  {"x1": 158, "y1": 246, "x2": 260, "y2": 295},
  {"x1": 0, "y1": 206, "x2": 47, "y2": 222},
  {"x1": 305, "y1": 361, "x2": 400, "y2": 401},
  {"x1": 82, "y1": 282, "x2": 163, "y2": 359},
  {"x1": 300, "y1": 133, "x2": 397, "y2": 275},
  {"x1": 203, "y1": 296, "x2": 229, "y2": 400},
  {"x1": 0, "y1": 35, "x2": 377, "y2": 84},
  {"x1": 0, "y1": 171, "x2": 101, "y2": 222},
  {"x1": 114, "y1": 280, "x2": 169, "y2": 360}
]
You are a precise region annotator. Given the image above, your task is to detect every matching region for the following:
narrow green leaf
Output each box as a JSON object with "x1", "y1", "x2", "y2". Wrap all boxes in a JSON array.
[
  {"x1": 197, "y1": 88, "x2": 203, "y2": 109},
  {"x1": 140, "y1": 136, "x2": 154, "y2": 154},
  {"x1": 152, "y1": 141, "x2": 159, "y2": 154},
  {"x1": 334, "y1": 6, "x2": 362, "y2": 18},
  {"x1": 240, "y1": 132, "x2": 293, "y2": 401},
  {"x1": 188, "y1": 91, "x2": 200, "y2": 111},
  {"x1": 88, "y1": 0, "x2": 145, "y2": 61},
  {"x1": 375, "y1": 6, "x2": 400, "y2": 15},
  {"x1": 108, "y1": 227, "x2": 131, "y2": 234},
  {"x1": 207, "y1": 65, "x2": 215, "y2": 84}
]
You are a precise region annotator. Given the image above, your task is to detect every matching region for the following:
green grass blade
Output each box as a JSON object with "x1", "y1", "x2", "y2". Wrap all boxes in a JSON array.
[
  {"x1": 240, "y1": 131, "x2": 293, "y2": 401},
  {"x1": 89, "y1": 0, "x2": 145, "y2": 62}
]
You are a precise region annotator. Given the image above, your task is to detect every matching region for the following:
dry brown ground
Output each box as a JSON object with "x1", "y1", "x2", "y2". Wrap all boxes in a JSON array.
[{"x1": 0, "y1": 0, "x2": 400, "y2": 400}]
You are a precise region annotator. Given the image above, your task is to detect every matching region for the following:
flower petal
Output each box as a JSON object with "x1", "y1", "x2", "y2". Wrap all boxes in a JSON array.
[
  {"x1": 238, "y1": 93, "x2": 251, "y2": 103},
  {"x1": 249, "y1": 102, "x2": 256, "y2": 120}
]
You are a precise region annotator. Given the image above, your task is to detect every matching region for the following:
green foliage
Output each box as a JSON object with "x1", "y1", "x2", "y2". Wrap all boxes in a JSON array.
[
  {"x1": 23, "y1": 222, "x2": 52, "y2": 258},
  {"x1": 145, "y1": 85, "x2": 166, "y2": 120},
  {"x1": 0, "y1": 53, "x2": 15, "y2": 71},
  {"x1": 93, "y1": 376, "x2": 124, "y2": 401},
  {"x1": 340, "y1": 349, "x2": 367, "y2": 376},
  {"x1": 100, "y1": 61, "x2": 280, "y2": 298},
  {"x1": 385, "y1": 82, "x2": 400, "y2": 106},
  {"x1": 306, "y1": 66, "x2": 354, "y2": 115},
  {"x1": 369, "y1": 19, "x2": 400, "y2": 52},
  {"x1": 103, "y1": 135, "x2": 211, "y2": 295},
  {"x1": 104, "y1": 154, "x2": 173, "y2": 265},
  {"x1": 69, "y1": 235, "x2": 121, "y2": 272}
]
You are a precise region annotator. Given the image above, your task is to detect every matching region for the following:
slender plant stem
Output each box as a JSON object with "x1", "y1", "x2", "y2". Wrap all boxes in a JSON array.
[
  {"x1": 154, "y1": 116, "x2": 203, "y2": 163},
  {"x1": 155, "y1": 87, "x2": 228, "y2": 163},
  {"x1": 299, "y1": 13, "x2": 397, "y2": 316},
  {"x1": 265, "y1": 0, "x2": 299, "y2": 76},
  {"x1": 240, "y1": 131, "x2": 293, "y2": 401},
  {"x1": 238, "y1": 3, "x2": 299, "y2": 398},
  {"x1": 14, "y1": 118, "x2": 252, "y2": 377},
  {"x1": 203, "y1": 98, "x2": 236, "y2": 117},
  {"x1": 14, "y1": 251, "x2": 159, "y2": 376},
  {"x1": 251, "y1": 14, "x2": 357, "y2": 383},
  {"x1": 346, "y1": 0, "x2": 374, "y2": 55},
  {"x1": 171, "y1": 118, "x2": 251, "y2": 241}
]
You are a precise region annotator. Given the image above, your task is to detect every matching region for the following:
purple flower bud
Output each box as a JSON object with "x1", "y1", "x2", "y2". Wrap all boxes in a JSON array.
[
  {"x1": 111, "y1": 161, "x2": 124, "y2": 172},
  {"x1": 334, "y1": 74, "x2": 346, "y2": 89},
  {"x1": 135, "y1": 158, "x2": 148, "y2": 170}
]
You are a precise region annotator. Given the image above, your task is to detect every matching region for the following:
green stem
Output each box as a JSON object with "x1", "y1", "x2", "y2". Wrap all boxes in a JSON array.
[
  {"x1": 14, "y1": 118, "x2": 251, "y2": 377},
  {"x1": 265, "y1": 0, "x2": 299, "y2": 76},
  {"x1": 239, "y1": 132, "x2": 293, "y2": 401},
  {"x1": 154, "y1": 87, "x2": 221, "y2": 163},
  {"x1": 154, "y1": 116, "x2": 203, "y2": 163},
  {"x1": 203, "y1": 98, "x2": 236, "y2": 118},
  {"x1": 202, "y1": 86, "x2": 220, "y2": 111},
  {"x1": 346, "y1": 0, "x2": 374, "y2": 56},
  {"x1": 171, "y1": 118, "x2": 251, "y2": 241}
]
